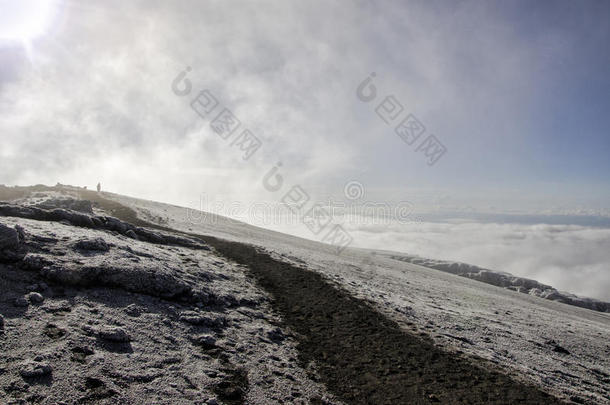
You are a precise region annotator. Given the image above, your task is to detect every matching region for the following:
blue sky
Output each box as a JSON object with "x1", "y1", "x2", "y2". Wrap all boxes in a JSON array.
[{"x1": 360, "y1": 0, "x2": 610, "y2": 191}]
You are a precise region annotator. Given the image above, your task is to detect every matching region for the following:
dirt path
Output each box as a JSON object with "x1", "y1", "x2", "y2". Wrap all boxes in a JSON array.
[{"x1": 4, "y1": 187, "x2": 566, "y2": 404}]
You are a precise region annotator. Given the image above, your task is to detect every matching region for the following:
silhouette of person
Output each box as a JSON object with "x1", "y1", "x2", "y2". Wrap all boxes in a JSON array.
[{"x1": 96, "y1": 182, "x2": 101, "y2": 193}]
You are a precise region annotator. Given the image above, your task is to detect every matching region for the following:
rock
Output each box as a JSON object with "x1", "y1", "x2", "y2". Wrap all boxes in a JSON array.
[
  {"x1": 124, "y1": 304, "x2": 141, "y2": 317},
  {"x1": 192, "y1": 335, "x2": 217, "y2": 348},
  {"x1": 0, "y1": 223, "x2": 25, "y2": 262},
  {"x1": 27, "y1": 292, "x2": 44, "y2": 304},
  {"x1": 49, "y1": 209, "x2": 94, "y2": 228},
  {"x1": 179, "y1": 311, "x2": 206, "y2": 324},
  {"x1": 20, "y1": 254, "x2": 49, "y2": 272},
  {"x1": 0, "y1": 314, "x2": 4, "y2": 330},
  {"x1": 98, "y1": 327, "x2": 131, "y2": 342},
  {"x1": 74, "y1": 237, "x2": 109, "y2": 252},
  {"x1": 42, "y1": 262, "x2": 193, "y2": 301},
  {"x1": 266, "y1": 327, "x2": 286, "y2": 343},
  {"x1": 19, "y1": 361, "x2": 52, "y2": 378},
  {"x1": 82, "y1": 377, "x2": 118, "y2": 401},
  {"x1": 179, "y1": 311, "x2": 226, "y2": 327},
  {"x1": 14, "y1": 225, "x2": 26, "y2": 241},
  {"x1": 70, "y1": 346, "x2": 94, "y2": 362},
  {"x1": 14, "y1": 297, "x2": 29, "y2": 307},
  {"x1": 0, "y1": 223, "x2": 20, "y2": 250},
  {"x1": 91, "y1": 216, "x2": 104, "y2": 227},
  {"x1": 104, "y1": 217, "x2": 127, "y2": 233},
  {"x1": 546, "y1": 339, "x2": 571, "y2": 355},
  {"x1": 125, "y1": 229, "x2": 138, "y2": 239},
  {"x1": 552, "y1": 344, "x2": 570, "y2": 355},
  {"x1": 135, "y1": 228, "x2": 166, "y2": 244},
  {"x1": 43, "y1": 323, "x2": 66, "y2": 339}
]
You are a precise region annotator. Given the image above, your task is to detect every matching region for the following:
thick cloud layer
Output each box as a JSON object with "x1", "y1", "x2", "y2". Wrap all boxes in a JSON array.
[{"x1": 346, "y1": 220, "x2": 610, "y2": 302}]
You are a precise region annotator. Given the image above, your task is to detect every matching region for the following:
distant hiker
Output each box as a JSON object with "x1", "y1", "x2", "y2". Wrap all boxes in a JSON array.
[{"x1": 96, "y1": 183, "x2": 101, "y2": 193}]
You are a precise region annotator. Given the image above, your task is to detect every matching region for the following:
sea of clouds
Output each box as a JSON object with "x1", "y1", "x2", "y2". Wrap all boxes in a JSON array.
[{"x1": 346, "y1": 219, "x2": 610, "y2": 302}]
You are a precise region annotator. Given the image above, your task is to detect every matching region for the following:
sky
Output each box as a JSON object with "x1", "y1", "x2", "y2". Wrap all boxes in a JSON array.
[{"x1": 0, "y1": 0, "x2": 609, "y2": 299}]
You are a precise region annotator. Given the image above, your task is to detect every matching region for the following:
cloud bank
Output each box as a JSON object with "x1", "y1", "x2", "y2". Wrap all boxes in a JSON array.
[{"x1": 346, "y1": 220, "x2": 610, "y2": 301}]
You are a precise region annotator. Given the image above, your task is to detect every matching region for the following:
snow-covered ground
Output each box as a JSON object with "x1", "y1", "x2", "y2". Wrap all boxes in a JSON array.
[
  {"x1": 112, "y1": 192, "x2": 610, "y2": 404},
  {"x1": 0, "y1": 193, "x2": 341, "y2": 404}
]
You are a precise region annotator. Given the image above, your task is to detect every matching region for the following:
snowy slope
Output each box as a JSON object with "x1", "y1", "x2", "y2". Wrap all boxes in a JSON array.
[
  {"x1": 0, "y1": 195, "x2": 341, "y2": 404},
  {"x1": 111, "y1": 192, "x2": 610, "y2": 404}
]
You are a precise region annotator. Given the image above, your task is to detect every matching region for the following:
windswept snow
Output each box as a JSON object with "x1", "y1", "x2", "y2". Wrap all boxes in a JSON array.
[
  {"x1": 0, "y1": 198, "x2": 341, "y2": 404},
  {"x1": 110, "y1": 191, "x2": 610, "y2": 404},
  {"x1": 1, "y1": 186, "x2": 609, "y2": 404}
]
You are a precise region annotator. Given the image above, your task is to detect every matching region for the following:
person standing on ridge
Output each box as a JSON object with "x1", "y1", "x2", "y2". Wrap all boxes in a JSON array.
[{"x1": 96, "y1": 182, "x2": 101, "y2": 193}]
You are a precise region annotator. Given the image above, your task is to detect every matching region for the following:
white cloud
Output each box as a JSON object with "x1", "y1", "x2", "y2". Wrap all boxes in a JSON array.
[
  {"x1": 1, "y1": 1, "x2": 608, "y2": 301},
  {"x1": 346, "y1": 220, "x2": 610, "y2": 301}
]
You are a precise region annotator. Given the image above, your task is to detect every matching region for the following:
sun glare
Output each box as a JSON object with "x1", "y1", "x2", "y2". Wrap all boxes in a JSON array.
[{"x1": 0, "y1": 0, "x2": 58, "y2": 42}]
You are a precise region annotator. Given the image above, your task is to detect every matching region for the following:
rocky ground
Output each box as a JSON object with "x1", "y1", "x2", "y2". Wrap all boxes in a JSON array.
[
  {"x1": 0, "y1": 191, "x2": 339, "y2": 404},
  {"x1": 107, "y1": 188, "x2": 610, "y2": 404},
  {"x1": 1, "y1": 185, "x2": 608, "y2": 404}
]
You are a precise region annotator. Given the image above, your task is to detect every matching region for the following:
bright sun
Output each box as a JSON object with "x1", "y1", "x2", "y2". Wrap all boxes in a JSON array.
[{"x1": 0, "y1": 0, "x2": 58, "y2": 42}]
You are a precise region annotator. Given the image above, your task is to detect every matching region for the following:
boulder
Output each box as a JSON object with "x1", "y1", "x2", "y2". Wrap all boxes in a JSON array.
[
  {"x1": 19, "y1": 361, "x2": 53, "y2": 378},
  {"x1": 98, "y1": 326, "x2": 131, "y2": 342},
  {"x1": 0, "y1": 224, "x2": 25, "y2": 263},
  {"x1": 74, "y1": 237, "x2": 109, "y2": 252},
  {"x1": 27, "y1": 292, "x2": 44, "y2": 304}
]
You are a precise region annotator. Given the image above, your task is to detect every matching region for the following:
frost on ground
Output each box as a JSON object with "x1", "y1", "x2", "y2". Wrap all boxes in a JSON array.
[
  {"x1": 389, "y1": 255, "x2": 610, "y2": 313},
  {"x1": 1, "y1": 185, "x2": 609, "y2": 404},
  {"x1": 0, "y1": 196, "x2": 339, "y2": 404},
  {"x1": 108, "y1": 190, "x2": 610, "y2": 405}
]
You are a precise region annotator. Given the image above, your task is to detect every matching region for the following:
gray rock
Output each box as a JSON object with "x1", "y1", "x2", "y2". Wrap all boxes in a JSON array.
[
  {"x1": 98, "y1": 326, "x2": 131, "y2": 342},
  {"x1": 179, "y1": 311, "x2": 226, "y2": 327},
  {"x1": 192, "y1": 335, "x2": 217, "y2": 348},
  {"x1": 104, "y1": 217, "x2": 127, "y2": 233},
  {"x1": 19, "y1": 361, "x2": 52, "y2": 378},
  {"x1": 49, "y1": 209, "x2": 95, "y2": 228},
  {"x1": 125, "y1": 229, "x2": 138, "y2": 239},
  {"x1": 267, "y1": 327, "x2": 286, "y2": 343},
  {"x1": 91, "y1": 216, "x2": 104, "y2": 227},
  {"x1": 0, "y1": 223, "x2": 19, "y2": 250},
  {"x1": 14, "y1": 225, "x2": 26, "y2": 241},
  {"x1": 27, "y1": 292, "x2": 44, "y2": 304},
  {"x1": 124, "y1": 304, "x2": 141, "y2": 317},
  {"x1": 20, "y1": 254, "x2": 49, "y2": 272},
  {"x1": 0, "y1": 313, "x2": 4, "y2": 329},
  {"x1": 74, "y1": 237, "x2": 109, "y2": 252},
  {"x1": 0, "y1": 223, "x2": 25, "y2": 262},
  {"x1": 42, "y1": 262, "x2": 193, "y2": 301},
  {"x1": 135, "y1": 228, "x2": 166, "y2": 244}
]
